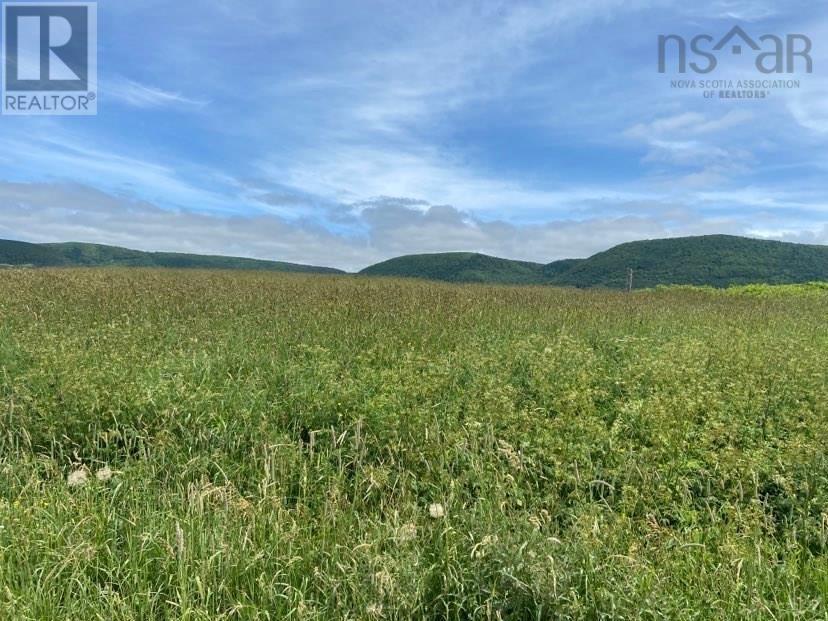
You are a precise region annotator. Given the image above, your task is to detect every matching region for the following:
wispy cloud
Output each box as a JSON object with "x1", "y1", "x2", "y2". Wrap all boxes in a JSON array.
[
  {"x1": 624, "y1": 110, "x2": 754, "y2": 141},
  {"x1": 0, "y1": 127, "x2": 261, "y2": 217},
  {"x1": 108, "y1": 77, "x2": 209, "y2": 109},
  {"x1": 260, "y1": 141, "x2": 654, "y2": 219}
]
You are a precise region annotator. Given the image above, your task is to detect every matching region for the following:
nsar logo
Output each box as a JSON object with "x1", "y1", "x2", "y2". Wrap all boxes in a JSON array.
[
  {"x1": 2, "y1": 2, "x2": 97, "y2": 115},
  {"x1": 659, "y1": 26, "x2": 812, "y2": 75}
]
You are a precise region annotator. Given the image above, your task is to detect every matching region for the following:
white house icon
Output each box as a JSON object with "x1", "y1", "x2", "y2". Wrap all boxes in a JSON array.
[{"x1": 713, "y1": 26, "x2": 760, "y2": 55}]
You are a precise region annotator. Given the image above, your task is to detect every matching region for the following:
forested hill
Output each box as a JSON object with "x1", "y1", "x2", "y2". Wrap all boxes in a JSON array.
[
  {"x1": 359, "y1": 235, "x2": 828, "y2": 288},
  {"x1": 0, "y1": 240, "x2": 344, "y2": 274}
]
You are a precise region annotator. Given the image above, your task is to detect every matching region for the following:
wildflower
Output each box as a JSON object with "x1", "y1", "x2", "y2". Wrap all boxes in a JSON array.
[
  {"x1": 67, "y1": 468, "x2": 89, "y2": 488},
  {"x1": 95, "y1": 466, "x2": 113, "y2": 482},
  {"x1": 428, "y1": 503, "x2": 445, "y2": 519}
]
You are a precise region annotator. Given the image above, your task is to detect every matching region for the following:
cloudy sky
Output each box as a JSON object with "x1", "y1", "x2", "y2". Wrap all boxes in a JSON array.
[{"x1": 1, "y1": 0, "x2": 827, "y2": 270}]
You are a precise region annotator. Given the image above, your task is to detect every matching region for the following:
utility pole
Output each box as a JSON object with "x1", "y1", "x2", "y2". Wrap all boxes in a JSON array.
[{"x1": 626, "y1": 268, "x2": 634, "y2": 293}]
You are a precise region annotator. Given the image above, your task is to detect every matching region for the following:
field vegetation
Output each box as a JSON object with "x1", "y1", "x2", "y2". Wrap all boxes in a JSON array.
[{"x1": 1, "y1": 269, "x2": 827, "y2": 619}]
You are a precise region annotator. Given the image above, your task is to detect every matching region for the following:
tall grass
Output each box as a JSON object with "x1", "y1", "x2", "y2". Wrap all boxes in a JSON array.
[{"x1": 1, "y1": 269, "x2": 827, "y2": 619}]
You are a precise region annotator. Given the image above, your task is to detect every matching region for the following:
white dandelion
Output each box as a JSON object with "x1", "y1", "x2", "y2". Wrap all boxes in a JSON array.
[
  {"x1": 428, "y1": 503, "x2": 445, "y2": 519},
  {"x1": 96, "y1": 466, "x2": 113, "y2": 482},
  {"x1": 67, "y1": 468, "x2": 89, "y2": 488}
]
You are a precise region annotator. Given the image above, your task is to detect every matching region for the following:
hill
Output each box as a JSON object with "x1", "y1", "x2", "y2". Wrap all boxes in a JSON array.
[
  {"x1": 0, "y1": 239, "x2": 68, "y2": 266},
  {"x1": 359, "y1": 252, "x2": 551, "y2": 284},
  {"x1": 550, "y1": 235, "x2": 828, "y2": 288},
  {"x1": 5, "y1": 235, "x2": 828, "y2": 288},
  {"x1": 359, "y1": 236, "x2": 828, "y2": 289},
  {"x1": 542, "y1": 258, "x2": 585, "y2": 279},
  {"x1": 0, "y1": 239, "x2": 344, "y2": 274}
]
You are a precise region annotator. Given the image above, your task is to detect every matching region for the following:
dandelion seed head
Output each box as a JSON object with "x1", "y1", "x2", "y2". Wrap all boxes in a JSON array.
[
  {"x1": 67, "y1": 468, "x2": 89, "y2": 488},
  {"x1": 96, "y1": 466, "x2": 113, "y2": 482}
]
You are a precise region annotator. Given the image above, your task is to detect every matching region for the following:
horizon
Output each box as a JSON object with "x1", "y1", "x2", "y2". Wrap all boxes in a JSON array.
[
  {"x1": 1, "y1": 1, "x2": 827, "y2": 271},
  {"x1": 3, "y1": 231, "x2": 825, "y2": 273}
]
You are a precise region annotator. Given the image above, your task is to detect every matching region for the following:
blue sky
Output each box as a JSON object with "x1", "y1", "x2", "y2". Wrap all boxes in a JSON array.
[{"x1": 1, "y1": 0, "x2": 827, "y2": 270}]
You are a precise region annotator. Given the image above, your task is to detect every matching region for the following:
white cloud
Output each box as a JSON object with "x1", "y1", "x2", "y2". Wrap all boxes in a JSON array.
[
  {"x1": 261, "y1": 142, "x2": 650, "y2": 218},
  {"x1": 0, "y1": 129, "x2": 246, "y2": 214},
  {"x1": 692, "y1": 0, "x2": 780, "y2": 20},
  {"x1": 623, "y1": 110, "x2": 759, "y2": 187},
  {"x1": 625, "y1": 110, "x2": 753, "y2": 141},
  {"x1": 0, "y1": 181, "x2": 372, "y2": 271},
  {"x1": 2, "y1": 181, "x2": 825, "y2": 273},
  {"x1": 108, "y1": 77, "x2": 209, "y2": 109}
]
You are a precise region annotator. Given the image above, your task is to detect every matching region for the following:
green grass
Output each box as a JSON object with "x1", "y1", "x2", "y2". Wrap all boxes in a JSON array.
[{"x1": 1, "y1": 269, "x2": 828, "y2": 619}]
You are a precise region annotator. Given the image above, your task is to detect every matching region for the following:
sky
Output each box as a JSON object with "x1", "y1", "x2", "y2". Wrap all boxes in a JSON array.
[{"x1": 1, "y1": 0, "x2": 827, "y2": 271}]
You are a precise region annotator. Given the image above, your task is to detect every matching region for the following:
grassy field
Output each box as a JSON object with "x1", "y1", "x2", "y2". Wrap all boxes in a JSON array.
[{"x1": 1, "y1": 269, "x2": 828, "y2": 620}]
